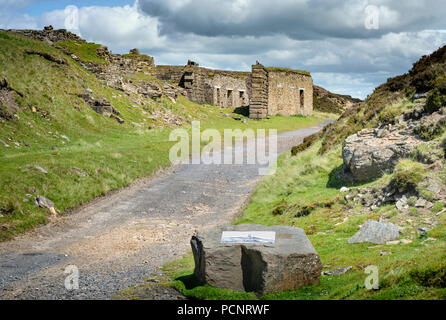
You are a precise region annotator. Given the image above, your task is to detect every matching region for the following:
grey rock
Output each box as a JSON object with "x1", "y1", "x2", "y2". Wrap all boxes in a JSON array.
[
  {"x1": 34, "y1": 196, "x2": 54, "y2": 209},
  {"x1": 342, "y1": 129, "x2": 421, "y2": 182},
  {"x1": 77, "y1": 93, "x2": 120, "y2": 116},
  {"x1": 34, "y1": 166, "x2": 48, "y2": 175},
  {"x1": 413, "y1": 93, "x2": 429, "y2": 100},
  {"x1": 421, "y1": 238, "x2": 437, "y2": 245},
  {"x1": 110, "y1": 114, "x2": 125, "y2": 124},
  {"x1": 191, "y1": 224, "x2": 322, "y2": 295},
  {"x1": 322, "y1": 266, "x2": 352, "y2": 276},
  {"x1": 417, "y1": 227, "x2": 429, "y2": 237},
  {"x1": 396, "y1": 200, "x2": 407, "y2": 211},
  {"x1": 0, "y1": 138, "x2": 9, "y2": 147},
  {"x1": 348, "y1": 220, "x2": 400, "y2": 244},
  {"x1": 340, "y1": 187, "x2": 350, "y2": 193},
  {"x1": 427, "y1": 182, "x2": 441, "y2": 195},
  {"x1": 415, "y1": 198, "x2": 427, "y2": 208},
  {"x1": 376, "y1": 129, "x2": 387, "y2": 138}
]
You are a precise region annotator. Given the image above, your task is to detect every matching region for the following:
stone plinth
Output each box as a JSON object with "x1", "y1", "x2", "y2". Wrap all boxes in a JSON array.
[{"x1": 191, "y1": 224, "x2": 322, "y2": 295}]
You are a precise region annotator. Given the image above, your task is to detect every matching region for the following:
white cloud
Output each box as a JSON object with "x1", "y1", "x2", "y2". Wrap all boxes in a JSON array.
[
  {"x1": 138, "y1": 0, "x2": 446, "y2": 40},
  {"x1": 0, "y1": 0, "x2": 37, "y2": 9},
  {"x1": 1, "y1": 0, "x2": 446, "y2": 99}
]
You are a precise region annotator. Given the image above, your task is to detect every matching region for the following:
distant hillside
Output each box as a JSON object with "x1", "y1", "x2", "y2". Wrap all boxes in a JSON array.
[
  {"x1": 313, "y1": 85, "x2": 362, "y2": 114},
  {"x1": 294, "y1": 44, "x2": 446, "y2": 155}
]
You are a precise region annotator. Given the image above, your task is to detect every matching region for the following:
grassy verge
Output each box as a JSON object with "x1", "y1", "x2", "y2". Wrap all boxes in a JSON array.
[
  {"x1": 56, "y1": 41, "x2": 108, "y2": 64},
  {"x1": 146, "y1": 142, "x2": 445, "y2": 300}
]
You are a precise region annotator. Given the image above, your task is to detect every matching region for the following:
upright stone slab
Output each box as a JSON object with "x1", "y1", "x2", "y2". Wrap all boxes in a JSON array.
[
  {"x1": 191, "y1": 224, "x2": 322, "y2": 295},
  {"x1": 348, "y1": 220, "x2": 400, "y2": 244}
]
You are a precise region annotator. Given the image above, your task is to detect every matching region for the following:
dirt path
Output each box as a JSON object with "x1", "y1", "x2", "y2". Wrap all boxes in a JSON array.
[{"x1": 0, "y1": 122, "x2": 330, "y2": 300}]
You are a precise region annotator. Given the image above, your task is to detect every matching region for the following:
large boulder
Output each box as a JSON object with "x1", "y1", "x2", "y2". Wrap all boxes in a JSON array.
[
  {"x1": 348, "y1": 220, "x2": 400, "y2": 244},
  {"x1": 342, "y1": 127, "x2": 420, "y2": 181},
  {"x1": 191, "y1": 224, "x2": 322, "y2": 295}
]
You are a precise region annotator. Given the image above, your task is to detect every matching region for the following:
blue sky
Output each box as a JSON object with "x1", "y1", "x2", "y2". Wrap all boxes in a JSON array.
[
  {"x1": 1, "y1": 0, "x2": 446, "y2": 99},
  {"x1": 24, "y1": 1, "x2": 134, "y2": 16}
]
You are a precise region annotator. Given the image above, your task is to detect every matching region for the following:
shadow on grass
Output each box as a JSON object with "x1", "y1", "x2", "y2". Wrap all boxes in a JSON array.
[
  {"x1": 326, "y1": 164, "x2": 371, "y2": 189},
  {"x1": 233, "y1": 106, "x2": 249, "y2": 117},
  {"x1": 176, "y1": 273, "x2": 202, "y2": 290}
]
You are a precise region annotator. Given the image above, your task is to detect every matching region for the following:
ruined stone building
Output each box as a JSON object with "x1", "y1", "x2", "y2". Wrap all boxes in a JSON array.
[
  {"x1": 250, "y1": 63, "x2": 313, "y2": 119},
  {"x1": 156, "y1": 60, "x2": 251, "y2": 109},
  {"x1": 4, "y1": 26, "x2": 312, "y2": 120},
  {"x1": 155, "y1": 61, "x2": 313, "y2": 119}
]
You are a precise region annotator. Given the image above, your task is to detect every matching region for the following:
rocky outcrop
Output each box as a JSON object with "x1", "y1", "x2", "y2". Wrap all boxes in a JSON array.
[
  {"x1": 191, "y1": 224, "x2": 322, "y2": 295},
  {"x1": 5, "y1": 27, "x2": 84, "y2": 44},
  {"x1": 342, "y1": 126, "x2": 421, "y2": 181},
  {"x1": 348, "y1": 220, "x2": 400, "y2": 244},
  {"x1": 343, "y1": 105, "x2": 446, "y2": 182},
  {"x1": 77, "y1": 91, "x2": 121, "y2": 121},
  {"x1": 25, "y1": 50, "x2": 66, "y2": 65},
  {"x1": 342, "y1": 105, "x2": 446, "y2": 182},
  {"x1": 0, "y1": 78, "x2": 22, "y2": 121}
]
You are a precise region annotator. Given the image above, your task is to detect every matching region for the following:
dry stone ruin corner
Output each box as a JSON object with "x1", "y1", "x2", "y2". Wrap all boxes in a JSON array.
[{"x1": 156, "y1": 60, "x2": 314, "y2": 120}]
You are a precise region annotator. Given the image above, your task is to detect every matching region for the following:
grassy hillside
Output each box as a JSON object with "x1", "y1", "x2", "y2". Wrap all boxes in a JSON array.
[
  {"x1": 139, "y1": 45, "x2": 446, "y2": 300},
  {"x1": 313, "y1": 85, "x2": 362, "y2": 114},
  {"x1": 0, "y1": 31, "x2": 329, "y2": 241}
]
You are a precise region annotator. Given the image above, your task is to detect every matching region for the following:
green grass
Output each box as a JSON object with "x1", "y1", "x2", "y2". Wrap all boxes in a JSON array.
[
  {"x1": 390, "y1": 159, "x2": 427, "y2": 193},
  {"x1": 122, "y1": 53, "x2": 153, "y2": 61},
  {"x1": 0, "y1": 30, "x2": 330, "y2": 240},
  {"x1": 266, "y1": 67, "x2": 311, "y2": 76},
  {"x1": 150, "y1": 142, "x2": 446, "y2": 300},
  {"x1": 56, "y1": 40, "x2": 108, "y2": 64},
  {"x1": 163, "y1": 256, "x2": 258, "y2": 300}
]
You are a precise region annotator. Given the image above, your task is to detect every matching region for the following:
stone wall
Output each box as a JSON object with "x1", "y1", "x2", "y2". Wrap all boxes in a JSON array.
[
  {"x1": 155, "y1": 63, "x2": 250, "y2": 108},
  {"x1": 209, "y1": 73, "x2": 249, "y2": 108},
  {"x1": 267, "y1": 69, "x2": 313, "y2": 116},
  {"x1": 97, "y1": 51, "x2": 155, "y2": 88},
  {"x1": 250, "y1": 64, "x2": 269, "y2": 120},
  {"x1": 156, "y1": 66, "x2": 186, "y2": 85}
]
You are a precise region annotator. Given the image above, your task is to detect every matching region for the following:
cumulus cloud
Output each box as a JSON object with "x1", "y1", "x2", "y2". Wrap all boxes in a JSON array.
[
  {"x1": 138, "y1": 0, "x2": 446, "y2": 40},
  {"x1": 1, "y1": 0, "x2": 446, "y2": 98}
]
